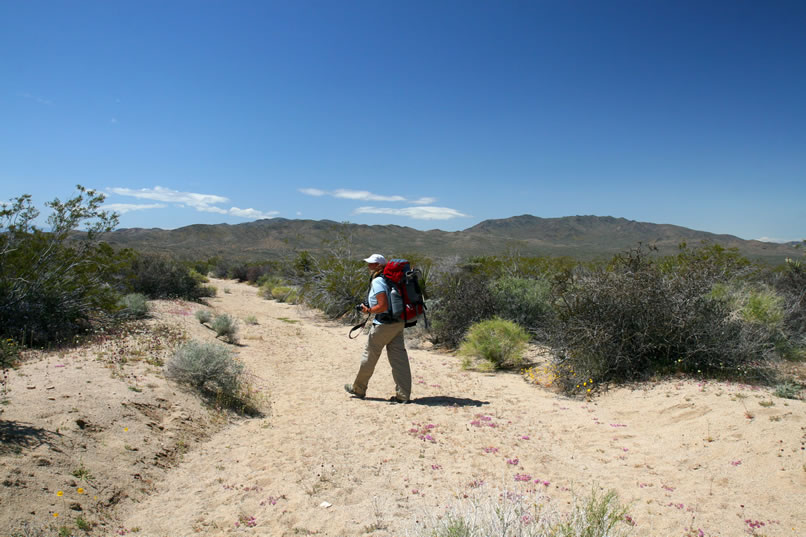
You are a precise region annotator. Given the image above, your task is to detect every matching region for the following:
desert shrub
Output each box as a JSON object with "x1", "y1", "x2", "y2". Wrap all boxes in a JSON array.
[
  {"x1": 258, "y1": 275, "x2": 286, "y2": 298},
  {"x1": 211, "y1": 313, "x2": 238, "y2": 343},
  {"x1": 126, "y1": 253, "x2": 216, "y2": 301},
  {"x1": 459, "y1": 318, "x2": 530, "y2": 370},
  {"x1": 165, "y1": 340, "x2": 258, "y2": 412},
  {"x1": 211, "y1": 260, "x2": 232, "y2": 278},
  {"x1": 740, "y1": 286, "x2": 785, "y2": 328},
  {"x1": 271, "y1": 286, "x2": 296, "y2": 302},
  {"x1": 411, "y1": 484, "x2": 631, "y2": 537},
  {"x1": 228, "y1": 264, "x2": 249, "y2": 282},
  {"x1": 489, "y1": 276, "x2": 555, "y2": 338},
  {"x1": 118, "y1": 293, "x2": 149, "y2": 319},
  {"x1": 774, "y1": 257, "x2": 806, "y2": 341},
  {"x1": 195, "y1": 309, "x2": 212, "y2": 324},
  {"x1": 300, "y1": 256, "x2": 366, "y2": 319},
  {"x1": 551, "y1": 488, "x2": 631, "y2": 537},
  {"x1": 188, "y1": 268, "x2": 209, "y2": 283},
  {"x1": 284, "y1": 288, "x2": 300, "y2": 304},
  {"x1": 428, "y1": 266, "x2": 497, "y2": 348},
  {"x1": 773, "y1": 381, "x2": 802, "y2": 399},
  {"x1": 0, "y1": 186, "x2": 123, "y2": 345},
  {"x1": 1, "y1": 338, "x2": 20, "y2": 371},
  {"x1": 551, "y1": 246, "x2": 776, "y2": 394},
  {"x1": 244, "y1": 315, "x2": 258, "y2": 325}
]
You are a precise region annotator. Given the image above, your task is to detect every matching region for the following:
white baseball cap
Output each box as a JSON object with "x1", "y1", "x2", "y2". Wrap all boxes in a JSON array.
[{"x1": 363, "y1": 254, "x2": 387, "y2": 265}]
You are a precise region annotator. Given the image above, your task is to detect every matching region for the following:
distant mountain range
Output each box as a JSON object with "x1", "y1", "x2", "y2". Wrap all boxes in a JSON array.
[{"x1": 103, "y1": 214, "x2": 802, "y2": 264}]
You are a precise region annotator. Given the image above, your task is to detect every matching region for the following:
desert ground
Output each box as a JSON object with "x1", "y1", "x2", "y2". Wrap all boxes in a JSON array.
[{"x1": 1, "y1": 277, "x2": 804, "y2": 536}]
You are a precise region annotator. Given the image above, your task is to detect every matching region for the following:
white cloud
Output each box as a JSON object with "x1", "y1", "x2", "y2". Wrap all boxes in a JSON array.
[
  {"x1": 104, "y1": 203, "x2": 167, "y2": 214},
  {"x1": 755, "y1": 236, "x2": 801, "y2": 244},
  {"x1": 299, "y1": 188, "x2": 326, "y2": 196},
  {"x1": 108, "y1": 186, "x2": 277, "y2": 220},
  {"x1": 333, "y1": 189, "x2": 406, "y2": 202},
  {"x1": 353, "y1": 206, "x2": 469, "y2": 220},
  {"x1": 300, "y1": 187, "x2": 434, "y2": 204},
  {"x1": 109, "y1": 186, "x2": 229, "y2": 210},
  {"x1": 229, "y1": 207, "x2": 279, "y2": 219}
]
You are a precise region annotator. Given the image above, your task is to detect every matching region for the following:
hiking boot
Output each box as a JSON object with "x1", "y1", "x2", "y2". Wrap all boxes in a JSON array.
[
  {"x1": 389, "y1": 395, "x2": 411, "y2": 404},
  {"x1": 344, "y1": 384, "x2": 365, "y2": 399}
]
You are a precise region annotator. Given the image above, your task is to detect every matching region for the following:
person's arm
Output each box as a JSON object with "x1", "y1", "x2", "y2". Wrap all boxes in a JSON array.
[{"x1": 362, "y1": 292, "x2": 387, "y2": 314}]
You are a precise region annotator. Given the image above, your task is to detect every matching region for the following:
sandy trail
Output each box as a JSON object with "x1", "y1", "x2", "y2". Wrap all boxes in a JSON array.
[{"x1": 120, "y1": 278, "x2": 806, "y2": 536}]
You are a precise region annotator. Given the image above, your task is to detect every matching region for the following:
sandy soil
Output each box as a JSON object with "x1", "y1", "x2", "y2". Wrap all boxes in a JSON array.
[{"x1": 1, "y1": 277, "x2": 804, "y2": 536}]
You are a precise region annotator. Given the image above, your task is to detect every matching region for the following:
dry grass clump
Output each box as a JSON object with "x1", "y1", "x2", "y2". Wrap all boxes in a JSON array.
[
  {"x1": 211, "y1": 314, "x2": 239, "y2": 344},
  {"x1": 165, "y1": 340, "x2": 261, "y2": 414},
  {"x1": 410, "y1": 485, "x2": 632, "y2": 537}
]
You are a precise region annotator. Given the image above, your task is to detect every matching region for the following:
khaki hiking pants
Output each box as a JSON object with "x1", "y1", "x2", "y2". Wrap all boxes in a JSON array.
[{"x1": 352, "y1": 321, "x2": 411, "y2": 401}]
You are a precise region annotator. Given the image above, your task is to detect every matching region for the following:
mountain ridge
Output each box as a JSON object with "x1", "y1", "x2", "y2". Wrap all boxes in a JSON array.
[{"x1": 103, "y1": 214, "x2": 802, "y2": 264}]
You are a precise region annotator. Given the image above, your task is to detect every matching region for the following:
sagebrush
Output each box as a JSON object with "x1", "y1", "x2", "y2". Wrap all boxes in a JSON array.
[{"x1": 165, "y1": 340, "x2": 258, "y2": 413}]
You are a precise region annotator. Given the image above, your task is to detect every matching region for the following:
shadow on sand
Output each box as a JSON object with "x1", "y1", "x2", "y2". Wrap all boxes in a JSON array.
[
  {"x1": 351, "y1": 395, "x2": 489, "y2": 407},
  {"x1": 0, "y1": 420, "x2": 61, "y2": 454}
]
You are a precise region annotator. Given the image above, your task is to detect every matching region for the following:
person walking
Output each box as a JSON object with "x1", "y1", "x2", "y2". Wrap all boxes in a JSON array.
[{"x1": 344, "y1": 254, "x2": 412, "y2": 403}]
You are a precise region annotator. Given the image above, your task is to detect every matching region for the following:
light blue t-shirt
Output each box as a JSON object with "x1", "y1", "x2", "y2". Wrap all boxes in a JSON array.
[{"x1": 368, "y1": 276, "x2": 390, "y2": 325}]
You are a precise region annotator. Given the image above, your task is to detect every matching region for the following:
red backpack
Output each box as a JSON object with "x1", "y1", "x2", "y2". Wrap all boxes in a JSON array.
[{"x1": 382, "y1": 259, "x2": 428, "y2": 328}]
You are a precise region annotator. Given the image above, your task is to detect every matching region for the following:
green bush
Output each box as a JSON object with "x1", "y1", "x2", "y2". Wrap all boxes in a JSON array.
[
  {"x1": 297, "y1": 255, "x2": 367, "y2": 320},
  {"x1": 489, "y1": 276, "x2": 555, "y2": 338},
  {"x1": 258, "y1": 275, "x2": 285, "y2": 298},
  {"x1": 211, "y1": 313, "x2": 238, "y2": 343},
  {"x1": 428, "y1": 266, "x2": 497, "y2": 348},
  {"x1": 118, "y1": 293, "x2": 149, "y2": 319},
  {"x1": 125, "y1": 253, "x2": 216, "y2": 301},
  {"x1": 459, "y1": 317, "x2": 530, "y2": 370},
  {"x1": 0, "y1": 186, "x2": 125, "y2": 345},
  {"x1": 551, "y1": 246, "x2": 776, "y2": 394},
  {"x1": 1, "y1": 338, "x2": 20, "y2": 370},
  {"x1": 271, "y1": 286, "x2": 296, "y2": 302},
  {"x1": 739, "y1": 287, "x2": 785, "y2": 328},
  {"x1": 773, "y1": 381, "x2": 802, "y2": 399},
  {"x1": 165, "y1": 341, "x2": 247, "y2": 408},
  {"x1": 195, "y1": 309, "x2": 212, "y2": 324}
]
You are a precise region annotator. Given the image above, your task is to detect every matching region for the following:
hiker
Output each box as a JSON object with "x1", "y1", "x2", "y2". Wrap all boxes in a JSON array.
[{"x1": 344, "y1": 253, "x2": 412, "y2": 403}]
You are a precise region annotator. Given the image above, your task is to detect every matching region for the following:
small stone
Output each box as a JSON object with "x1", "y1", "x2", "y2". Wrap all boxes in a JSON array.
[{"x1": 319, "y1": 501, "x2": 332, "y2": 508}]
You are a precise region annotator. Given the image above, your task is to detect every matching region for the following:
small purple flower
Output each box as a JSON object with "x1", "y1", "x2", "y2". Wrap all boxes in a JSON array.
[{"x1": 507, "y1": 458, "x2": 519, "y2": 466}]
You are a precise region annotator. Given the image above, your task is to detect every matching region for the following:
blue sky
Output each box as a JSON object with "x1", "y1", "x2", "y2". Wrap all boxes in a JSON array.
[{"x1": 1, "y1": 1, "x2": 804, "y2": 242}]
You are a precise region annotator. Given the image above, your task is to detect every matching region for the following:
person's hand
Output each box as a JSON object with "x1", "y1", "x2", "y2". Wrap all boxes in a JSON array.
[{"x1": 361, "y1": 304, "x2": 370, "y2": 314}]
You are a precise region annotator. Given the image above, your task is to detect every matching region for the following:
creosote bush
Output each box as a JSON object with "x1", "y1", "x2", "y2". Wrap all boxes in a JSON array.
[
  {"x1": 211, "y1": 314, "x2": 238, "y2": 344},
  {"x1": 428, "y1": 267, "x2": 497, "y2": 348},
  {"x1": 126, "y1": 253, "x2": 216, "y2": 301},
  {"x1": 552, "y1": 246, "x2": 778, "y2": 394},
  {"x1": 0, "y1": 186, "x2": 122, "y2": 345},
  {"x1": 459, "y1": 317, "x2": 530, "y2": 370},
  {"x1": 489, "y1": 276, "x2": 555, "y2": 338}
]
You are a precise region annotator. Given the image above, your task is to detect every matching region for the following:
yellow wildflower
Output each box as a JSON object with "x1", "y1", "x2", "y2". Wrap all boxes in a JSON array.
[
  {"x1": 77, "y1": 487, "x2": 85, "y2": 494},
  {"x1": 56, "y1": 490, "x2": 63, "y2": 497}
]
